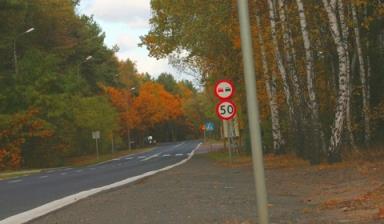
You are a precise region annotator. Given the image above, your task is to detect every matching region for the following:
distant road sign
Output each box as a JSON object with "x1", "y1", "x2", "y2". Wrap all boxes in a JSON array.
[
  {"x1": 216, "y1": 100, "x2": 237, "y2": 120},
  {"x1": 92, "y1": 131, "x2": 100, "y2": 139},
  {"x1": 215, "y1": 80, "x2": 235, "y2": 99},
  {"x1": 205, "y1": 122, "x2": 214, "y2": 131}
]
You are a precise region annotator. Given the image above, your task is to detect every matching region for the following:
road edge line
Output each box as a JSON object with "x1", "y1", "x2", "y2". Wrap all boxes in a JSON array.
[{"x1": 0, "y1": 142, "x2": 202, "y2": 224}]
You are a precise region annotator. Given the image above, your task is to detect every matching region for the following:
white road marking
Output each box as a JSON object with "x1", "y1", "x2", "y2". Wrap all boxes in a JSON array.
[
  {"x1": 138, "y1": 156, "x2": 146, "y2": 159},
  {"x1": 172, "y1": 142, "x2": 185, "y2": 149},
  {"x1": 162, "y1": 154, "x2": 171, "y2": 157},
  {"x1": 7, "y1": 179, "x2": 22, "y2": 184},
  {"x1": 175, "y1": 153, "x2": 184, "y2": 156},
  {"x1": 125, "y1": 157, "x2": 133, "y2": 160},
  {"x1": 39, "y1": 176, "x2": 48, "y2": 179},
  {"x1": 0, "y1": 142, "x2": 202, "y2": 224},
  {"x1": 141, "y1": 153, "x2": 159, "y2": 162}
]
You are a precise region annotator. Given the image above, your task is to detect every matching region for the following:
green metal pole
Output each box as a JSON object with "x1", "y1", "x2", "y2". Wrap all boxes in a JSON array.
[{"x1": 237, "y1": 0, "x2": 269, "y2": 223}]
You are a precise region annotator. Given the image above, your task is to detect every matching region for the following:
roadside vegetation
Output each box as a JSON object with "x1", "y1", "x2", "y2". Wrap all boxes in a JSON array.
[
  {"x1": 0, "y1": 1, "x2": 216, "y2": 171},
  {"x1": 141, "y1": 0, "x2": 384, "y2": 164}
]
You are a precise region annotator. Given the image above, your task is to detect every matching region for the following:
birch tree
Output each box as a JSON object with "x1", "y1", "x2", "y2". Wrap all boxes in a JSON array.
[
  {"x1": 266, "y1": 0, "x2": 295, "y2": 124},
  {"x1": 295, "y1": 0, "x2": 326, "y2": 153},
  {"x1": 337, "y1": 0, "x2": 357, "y2": 150},
  {"x1": 255, "y1": 8, "x2": 284, "y2": 154},
  {"x1": 322, "y1": 0, "x2": 349, "y2": 161},
  {"x1": 352, "y1": 3, "x2": 370, "y2": 146}
]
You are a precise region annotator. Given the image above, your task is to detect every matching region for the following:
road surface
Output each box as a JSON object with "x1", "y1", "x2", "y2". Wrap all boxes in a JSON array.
[{"x1": 0, "y1": 140, "x2": 201, "y2": 222}]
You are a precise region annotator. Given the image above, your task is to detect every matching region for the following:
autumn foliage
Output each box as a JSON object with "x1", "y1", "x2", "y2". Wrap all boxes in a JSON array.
[{"x1": 0, "y1": 108, "x2": 53, "y2": 170}]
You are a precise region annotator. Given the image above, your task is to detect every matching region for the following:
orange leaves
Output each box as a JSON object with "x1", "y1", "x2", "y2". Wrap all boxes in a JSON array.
[
  {"x1": 105, "y1": 82, "x2": 185, "y2": 132},
  {"x1": 0, "y1": 108, "x2": 54, "y2": 170},
  {"x1": 105, "y1": 86, "x2": 131, "y2": 112},
  {"x1": 132, "y1": 82, "x2": 183, "y2": 130},
  {"x1": 378, "y1": 207, "x2": 384, "y2": 219}
]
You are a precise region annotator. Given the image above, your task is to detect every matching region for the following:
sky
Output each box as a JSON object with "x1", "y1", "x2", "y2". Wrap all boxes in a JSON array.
[{"x1": 77, "y1": 0, "x2": 187, "y2": 80}]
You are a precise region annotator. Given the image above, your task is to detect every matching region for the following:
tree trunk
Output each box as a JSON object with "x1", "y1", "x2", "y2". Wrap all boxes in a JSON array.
[
  {"x1": 255, "y1": 10, "x2": 284, "y2": 154},
  {"x1": 352, "y1": 3, "x2": 370, "y2": 146},
  {"x1": 296, "y1": 0, "x2": 327, "y2": 155},
  {"x1": 337, "y1": 0, "x2": 357, "y2": 150},
  {"x1": 267, "y1": 0, "x2": 295, "y2": 123},
  {"x1": 322, "y1": 0, "x2": 349, "y2": 162},
  {"x1": 277, "y1": 0, "x2": 301, "y2": 101}
]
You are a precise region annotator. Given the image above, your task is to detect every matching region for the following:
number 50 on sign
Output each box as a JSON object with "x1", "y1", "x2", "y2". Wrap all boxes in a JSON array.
[{"x1": 216, "y1": 100, "x2": 237, "y2": 120}]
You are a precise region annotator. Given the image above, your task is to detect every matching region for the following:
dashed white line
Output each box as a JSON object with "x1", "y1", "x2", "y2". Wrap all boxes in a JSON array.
[
  {"x1": 175, "y1": 153, "x2": 184, "y2": 156},
  {"x1": 162, "y1": 154, "x2": 171, "y2": 157},
  {"x1": 125, "y1": 157, "x2": 133, "y2": 160},
  {"x1": 141, "y1": 153, "x2": 159, "y2": 161},
  {"x1": 7, "y1": 179, "x2": 22, "y2": 184},
  {"x1": 138, "y1": 156, "x2": 146, "y2": 159}
]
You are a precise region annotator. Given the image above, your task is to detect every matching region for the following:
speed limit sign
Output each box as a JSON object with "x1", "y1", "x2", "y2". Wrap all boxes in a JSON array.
[{"x1": 216, "y1": 100, "x2": 237, "y2": 120}]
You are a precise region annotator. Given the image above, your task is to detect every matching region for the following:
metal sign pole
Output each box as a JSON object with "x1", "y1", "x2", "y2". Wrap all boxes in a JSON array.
[
  {"x1": 227, "y1": 120, "x2": 232, "y2": 165},
  {"x1": 96, "y1": 138, "x2": 99, "y2": 161},
  {"x1": 237, "y1": 0, "x2": 269, "y2": 223}
]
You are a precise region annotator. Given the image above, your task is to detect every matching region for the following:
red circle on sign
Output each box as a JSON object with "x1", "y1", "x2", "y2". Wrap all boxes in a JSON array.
[
  {"x1": 216, "y1": 100, "x2": 237, "y2": 120},
  {"x1": 214, "y1": 80, "x2": 235, "y2": 100}
]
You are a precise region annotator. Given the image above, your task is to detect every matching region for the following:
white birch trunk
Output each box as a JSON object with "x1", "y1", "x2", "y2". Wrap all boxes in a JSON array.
[
  {"x1": 337, "y1": 0, "x2": 357, "y2": 150},
  {"x1": 296, "y1": 0, "x2": 327, "y2": 153},
  {"x1": 352, "y1": 3, "x2": 370, "y2": 146},
  {"x1": 277, "y1": 0, "x2": 301, "y2": 101},
  {"x1": 322, "y1": 0, "x2": 349, "y2": 158},
  {"x1": 267, "y1": 0, "x2": 295, "y2": 122},
  {"x1": 255, "y1": 10, "x2": 284, "y2": 153}
]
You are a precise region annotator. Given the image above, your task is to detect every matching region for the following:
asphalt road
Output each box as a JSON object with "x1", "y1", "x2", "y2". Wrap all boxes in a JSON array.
[{"x1": 0, "y1": 140, "x2": 201, "y2": 221}]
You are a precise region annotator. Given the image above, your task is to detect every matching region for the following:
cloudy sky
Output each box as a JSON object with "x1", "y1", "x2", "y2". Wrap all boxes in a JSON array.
[{"x1": 77, "y1": 0, "x2": 182, "y2": 80}]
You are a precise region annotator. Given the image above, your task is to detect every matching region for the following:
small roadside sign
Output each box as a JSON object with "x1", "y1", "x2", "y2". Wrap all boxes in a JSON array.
[
  {"x1": 216, "y1": 100, "x2": 237, "y2": 120},
  {"x1": 92, "y1": 131, "x2": 100, "y2": 139},
  {"x1": 205, "y1": 122, "x2": 214, "y2": 131},
  {"x1": 215, "y1": 80, "x2": 235, "y2": 100}
]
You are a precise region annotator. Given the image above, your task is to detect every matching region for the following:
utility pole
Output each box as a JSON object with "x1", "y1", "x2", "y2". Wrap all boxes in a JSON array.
[
  {"x1": 13, "y1": 28, "x2": 35, "y2": 77},
  {"x1": 237, "y1": 0, "x2": 269, "y2": 223}
]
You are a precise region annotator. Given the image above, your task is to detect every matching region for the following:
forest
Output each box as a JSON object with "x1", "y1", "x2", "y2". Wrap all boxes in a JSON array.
[
  {"x1": 141, "y1": 0, "x2": 384, "y2": 164},
  {"x1": 0, "y1": 0, "x2": 211, "y2": 170}
]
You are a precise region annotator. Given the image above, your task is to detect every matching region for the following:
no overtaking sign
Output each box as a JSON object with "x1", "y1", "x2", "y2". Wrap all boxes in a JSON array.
[{"x1": 215, "y1": 80, "x2": 237, "y2": 120}]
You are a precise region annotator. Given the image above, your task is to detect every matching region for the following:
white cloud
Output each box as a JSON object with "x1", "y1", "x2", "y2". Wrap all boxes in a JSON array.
[
  {"x1": 117, "y1": 51, "x2": 174, "y2": 77},
  {"x1": 116, "y1": 34, "x2": 138, "y2": 52},
  {"x1": 84, "y1": 0, "x2": 151, "y2": 29}
]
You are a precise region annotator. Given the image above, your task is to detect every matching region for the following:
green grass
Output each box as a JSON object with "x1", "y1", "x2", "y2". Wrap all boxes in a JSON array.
[
  {"x1": 0, "y1": 169, "x2": 43, "y2": 180},
  {"x1": 0, "y1": 147, "x2": 152, "y2": 180},
  {"x1": 202, "y1": 150, "x2": 252, "y2": 167}
]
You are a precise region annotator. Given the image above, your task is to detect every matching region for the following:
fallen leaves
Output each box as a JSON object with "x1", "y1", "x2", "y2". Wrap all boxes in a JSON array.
[{"x1": 378, "y1": 207, "x2": 384, "y2": 219}]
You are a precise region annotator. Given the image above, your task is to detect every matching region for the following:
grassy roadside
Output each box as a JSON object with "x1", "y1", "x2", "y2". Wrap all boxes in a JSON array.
[
  {"x1": 201, "y1": 150, "x2": 253, "y2": 167},
  {"x1": 0, "y1": 147, "x2": 152, "y2": 180}
]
